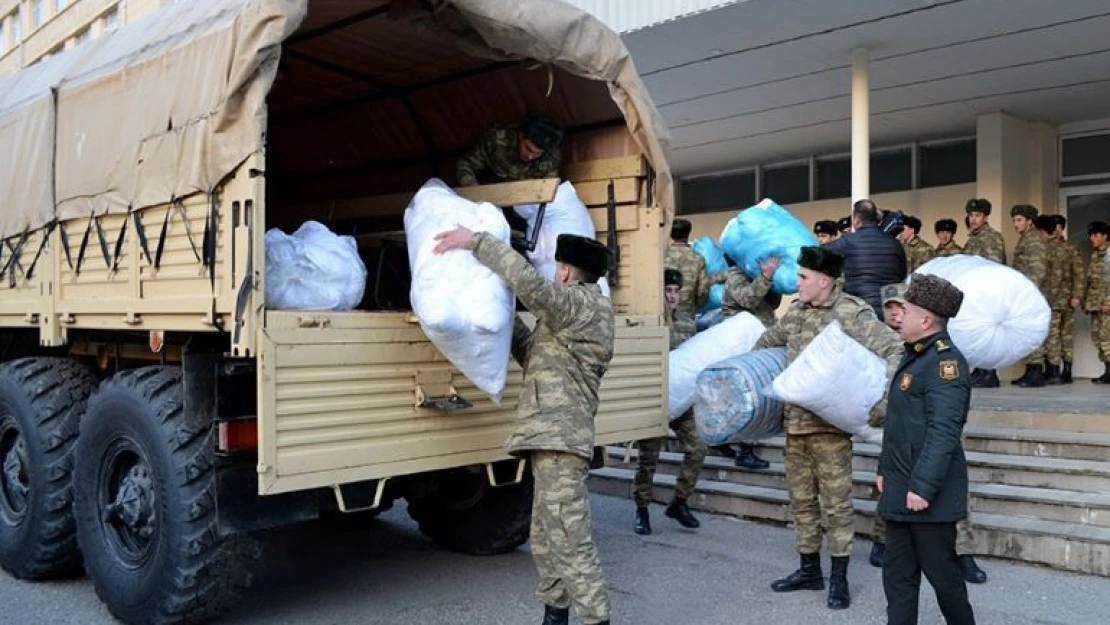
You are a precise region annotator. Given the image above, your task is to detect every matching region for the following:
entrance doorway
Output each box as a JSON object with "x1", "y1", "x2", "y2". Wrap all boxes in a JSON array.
[{"x1": 1060, "y1": 184, "x2": 1110, "y2": 379}]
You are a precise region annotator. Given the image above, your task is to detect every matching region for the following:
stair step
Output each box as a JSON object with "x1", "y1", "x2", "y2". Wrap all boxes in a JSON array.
[
  {"x1": 612, "y1": 448, "x2": 1110, "y2": 528},
  {"x1": 968, "y1": 409, "x2": 1110, "y2": 434},
  {"x1": 589, "y1": 467, "x2": 1110, "y2": 577},
  {"x1": 962, "y1": 426, "x2": 1110, "y2": 462}
]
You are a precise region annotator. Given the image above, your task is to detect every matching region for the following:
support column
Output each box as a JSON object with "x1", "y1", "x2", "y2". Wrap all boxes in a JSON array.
[{"x1": 851, "y1": 47, "x2": 870, "y2": 205}]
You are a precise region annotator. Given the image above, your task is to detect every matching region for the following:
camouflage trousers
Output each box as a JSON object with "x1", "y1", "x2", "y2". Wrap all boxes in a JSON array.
[
  {"x1": 530, "y1": 451, "x2": 609, "y2": 624},
  {"x1": 1044, "y1": 310, "x2": 1078, "y2": 365},
  {"x1": 1091, "y1": 312, "x2": 1110, "y2": 362},
  {"x1": 873, "y1": 504, "x2": 977, "y2": 556},
  {"x1": 785, "y1": 432, "x2": 854, "y2": 557},
  {"x1": 633, "y1": 411, "x2": 705, "y2": 507}
]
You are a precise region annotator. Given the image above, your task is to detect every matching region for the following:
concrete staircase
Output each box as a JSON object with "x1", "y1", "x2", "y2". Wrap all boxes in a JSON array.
[{"x1": 589, "y1": 408, "x2": 1110, "y2": 577}]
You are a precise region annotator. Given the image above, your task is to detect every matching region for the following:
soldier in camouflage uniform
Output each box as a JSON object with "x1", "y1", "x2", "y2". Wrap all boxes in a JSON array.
[
  {"x1": 1009, "y1": 205, "x2": 1050, "y2": 387},
  {"x1": 814, "y1": 220, "x2": 839, "y2": 245},
  {"x1": 900, "y1": 215, "x2": 936, "y2": 272},
  {"x1": 755, "y1": 247, "x2": 904, "y2": 611},
  {"x1": 1056, "y1": 215, "x2": 1086, "y2": 383},
  {"x1": 871, "y1": 284, "x2": 989, "y2": 584},
  {"x1": 665, "y1": 219, "x2": 709, "y2": 340},
  {"x1": 934, "y1": 219, "x2": 964, "y2": 257},
  {"x1": 432, "y1": 228, "x2": 614, "y2": 625},
  {"x1": 963, "y1": 198, "x2": 1007, "y2": 388},
  {"x1": 1036, "y1": 216, "x2": 1070, "y2": 385},
  {"x1": 456, "y1": 112, "x2": 563, "y2": 187},
  {"x1": 1081, "y1": 221, "x2": 1110, "y2": 384},
  {"x1": 633, "y1": 269, "x2": 706, "y2": 535}
]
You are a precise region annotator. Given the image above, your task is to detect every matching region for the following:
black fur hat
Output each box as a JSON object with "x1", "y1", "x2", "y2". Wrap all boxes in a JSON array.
[
  {"x1": 555, "y1": 234, "x2": 612, "y2": 280},
  {"x1": 965, "y1": 198, "x2": 992, "y2": 215},
  {"x1": 797, "y1": 246, "x2": 844, "y2": 279},
  {"x1": 934, "y1": 218, "x2": 958, "y2": 234},
  {"x1": 1034, "y1": 215, "x2": 1057, "y2": 233},
  {"x1": 1088, "y1": 221, "x2": 1110, "y2": 236},
  {"x1": 1010, "y1": 204, "x2": 1039, "y2": 220},
  {"x1": 520, "y1": 112, "x2": 563, "y2": 152},
  {"x1": 813, "y1": 220, "x2": 838, "y2": 236},
  {"x1": 903, "y1": 215, "x2": 922, "y2": 233},
  {"x1": 664, "y1": 268, "x2": 683, "y2": 287},
  {"x1": 837, "y1": 216, "x2": 852, "y2": 232},
  {"x1": 670, "y1": 219, "x2": 692, "y2": 240},
  {"x1": 905, "y1": 273, "x2": 963, "y2": 319}
]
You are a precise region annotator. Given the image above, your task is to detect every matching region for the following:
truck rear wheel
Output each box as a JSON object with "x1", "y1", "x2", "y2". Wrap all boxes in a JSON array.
[
  {"x1": 74, "y1": 367, "x2": 258, "y2": 625},
  {"x1": 406, "y1": 466, "x2": 532, "y2": 555},
  {"x1": 0, "y1": 358, "x2": 95, "y2": 579}
]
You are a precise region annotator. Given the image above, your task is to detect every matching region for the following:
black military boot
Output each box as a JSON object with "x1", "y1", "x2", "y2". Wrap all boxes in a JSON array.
[
  {"x1": 1063, "y1": 361, "x2": 1074, "y2": 384},
  {"x1": 1094, "y1": 363, "x2": 1110, "y2": 384},
  {"x1": 1045, "y1": 363, "x2": 1064, "y2": 385},
  {"x1": 983, "y1": 369, "x2": 1001, "y2": 388},
  {"x1": 665, "y1": 497, "x2": 700, "y2": 529},
  {"x1": 771, "y1": 553, "x2": 824, "y2": 592},
  {"x1": 634, "y1": 506, "x2": 652, "y2": 535},
  {"x1": 869, "y1": 542, "x2": 885, "y2": 568},
  {"x1": 959, "y1": 555, "x2": 988, "y2": 584},
  {"x1": 711, "y1": 444, "x2": 737, "y2": 458},
  {"x1": 969, "y1": 368, "x2": 985, "y2": 385},
  {"x1": 1010, "y1": 365, "x2": 1031, "y2": 386},
  {"x1": 1018, "y1": 364, "x2": 1046, "y2": 388},
  {"x1": 541, "y1": 605, "x2": 569, "y2": 625},
  {"x1": 827, "y1": 556, "x2": 851, "y2": 610},
  {"x1": 735, "y1": 444, "x2": 770, "y2": 470}
]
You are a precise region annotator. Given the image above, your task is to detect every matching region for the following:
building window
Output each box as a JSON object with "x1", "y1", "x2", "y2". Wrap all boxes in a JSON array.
[
  {"x1": 12, "y1": 8, "x2": 22, "y2": 43},
  {"x1": 919, "y1": 139, "x2": 976, "y2": 188},
  {"x1": 31, "y1": 0, "x2": 45, "y2": 29},
  {"x1": 1061, "y1": 132, "x2": 1110, "y2": 180},
  {"x1": 54, "y1": 0, "x2": 68, "y2": 14},
  {"x1": 102, "y1": 7, "x2": 120, "y2": 33},
  {"x1": 762, "y1": 163, "x2": 810, "y2": 205},
  {"x1": 870, "y1": 148, "x2": 912, "y2": 194},
  {"x1": 679, "y1": 170, "x2": 755, "y2": 214},
  {"x1": 0, "y1": 19, "x2": 6, "y2": 54},
  {"x1": 816, "y1": 157, "x2": 851, "y2": 200}
]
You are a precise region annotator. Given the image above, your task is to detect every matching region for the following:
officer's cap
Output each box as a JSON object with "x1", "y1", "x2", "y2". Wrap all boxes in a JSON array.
[
  {"x1": 905, "y1": 273, "x2": 963, "y2": 319},
  {"x1": 520, "y1": 112, "x2": 563, "y2": 152},
  {"x1": 555, "y1": 234, "x2": 611, "y2": 281},
  {"x1": 664, "y1": 268, "x2": 683, "y2": 287},
  {"x1": 881, "y1": 282, "x2": 908, "y2": 306},
  {"x1": 1010, "y1": 204, "x2": 1039, "y2": 220},
  {"x1": 1088, "y1": 221, "x2": 1110, "y2": 236},
  {"x1": 813, "y1": 220, "x2": 838, "y2": 236},
  {"x1": 934, "y1": 218, "x2": 958, "y2": 234},
  {"x1": 670, "y1": 219, "x2": 692, "y2": 240},
  {"x1": 797, "y1": 246, "x2": 844, "y2": 279},
  {"x1": 965, "y1": 198, "x2": 992, "y2": 215}
]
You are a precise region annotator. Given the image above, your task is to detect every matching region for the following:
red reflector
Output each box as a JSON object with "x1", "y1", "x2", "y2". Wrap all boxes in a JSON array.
[{"x1": 218, "y1": 420, "x2": 258, "y2": 453}]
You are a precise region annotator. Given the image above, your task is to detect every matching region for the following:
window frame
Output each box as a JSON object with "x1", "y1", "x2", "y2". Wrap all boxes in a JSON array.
[{"x1": 1059, "y1": 129, "x2": 1110, "y2": 183}]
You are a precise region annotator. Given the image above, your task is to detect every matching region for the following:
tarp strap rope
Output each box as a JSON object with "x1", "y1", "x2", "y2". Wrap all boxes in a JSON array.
[
  {"x1": 133, "y1": 208, "x2": 153, "y2": 266},
  {"x1": 75, "y1": 212, "x2": 94, "y2": 276},
  {"x1": 154, "y1": 201, "x2": 173, "y2": 270},
  {"x1": 111, "y1": 208, "x2": 130, "y2": 272},
  {"x1": 26, "y1": 221, "x2": 58, "y2": 280}
]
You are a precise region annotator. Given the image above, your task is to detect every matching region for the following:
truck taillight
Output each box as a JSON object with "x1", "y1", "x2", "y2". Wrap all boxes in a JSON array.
[{"x1": 218, "y1": 420, "x2": 258, "y2": 453}]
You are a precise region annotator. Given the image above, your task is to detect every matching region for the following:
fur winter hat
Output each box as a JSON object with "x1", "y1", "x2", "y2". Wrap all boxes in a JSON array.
[
  {"x1": 555, "y1": 234, "x2": 611, "y2": 280},
  {"x1": 965, "y1": 198, "x2": 992, "y2": 215},
  {"x1": 934, "y1": 218, "x2": 958, "y2": 234},
  {"x1": 520, "y1": 112, "x2": 563, "y2": 152},
  {"x1": 670, "y1": 219, "x2": 692, "y2": 240},
  {"x1": 1088, "y1": 221, "x2": 1110, "y2": 236},
  {"x1": 797, "y1": 246, "x2": 844, "y2": 279},
  {"x1": 813, "y1": 220, "x2": 838, "y2": 236},
  {"x1": 905, "y1": 273, "x2": 963, "y2": 319},
  {"x1": 1010, "y1": 204, "x2": 1039, "y2": 220},
  {"x1": 664, "y1": 268, "x2": 683, "y2": 287}
]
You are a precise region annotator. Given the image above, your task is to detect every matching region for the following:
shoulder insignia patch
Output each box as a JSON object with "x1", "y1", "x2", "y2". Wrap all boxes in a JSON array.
[
  {"x1": 899, "y1": 373, "x2": 913, "y2": 391},
  {"x1": 936, "y1": 339, "x2": 949, "y2": 351},
  {"x1": 939, "y1": 359, "x2": 959, "y2": 381}
]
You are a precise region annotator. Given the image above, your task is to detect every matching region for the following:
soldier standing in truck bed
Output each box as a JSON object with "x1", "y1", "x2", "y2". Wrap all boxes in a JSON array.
[{"x1": 456, "y1": 112, "x2": 564, "y2": 187}]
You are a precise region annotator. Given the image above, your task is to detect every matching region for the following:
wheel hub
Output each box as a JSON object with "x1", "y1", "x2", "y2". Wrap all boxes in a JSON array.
[
  {"x1": 106, "y1": 465, "x2": 155, "y2": 539},
  {"x1": 0, "y1": 421, "x2": 29, "y2": 522}
]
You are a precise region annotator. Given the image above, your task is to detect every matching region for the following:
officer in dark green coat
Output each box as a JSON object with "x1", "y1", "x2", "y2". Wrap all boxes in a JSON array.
[{"x1": 877, "y1": 273, "x2": 976, "y2": 625}]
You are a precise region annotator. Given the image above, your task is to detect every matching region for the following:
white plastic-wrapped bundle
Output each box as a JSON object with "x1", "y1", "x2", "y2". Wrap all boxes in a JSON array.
[
  {"x1": 767, "y1": 321, "x2": 886, "y2": 442},
  {"x1": 404, "y1": 179, "x2": 514, "y2": 401},
  {"x1": 514, "y1": 181, "x2": 611, "y2": 297},
  {"x1": 693, "y1": 348, "x2": 788, "y2": 445},
  {"x1": 668, "y1": 312, "x2": 765, "y2": 420},
  {"x1": 916, "y1": 255, "x2": 1050, "y2": 369},
  {"x1": 264, "y1": 221, "x2": 367, "y2": 311}
]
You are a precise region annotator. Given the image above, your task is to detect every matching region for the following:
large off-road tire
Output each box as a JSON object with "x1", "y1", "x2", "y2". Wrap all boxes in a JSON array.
[
  {"x1": 74, "y1": 367, "x2": 259, "y2": 625},
  {"x1": 406, "y1": 466, "x2": 533, "y2": 555},
  {"x1": 0, "y1": 358, "x2": 96, "y2": 579}
]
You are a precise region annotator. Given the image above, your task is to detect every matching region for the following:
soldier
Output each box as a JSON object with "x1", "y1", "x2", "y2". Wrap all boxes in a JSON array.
[
  {"x1": 1036, "y1": 216, "x2": 1069, "y2": 385},
  {"x1": 872, "y1": 284, "x2": 989, "y2": 584},
  {"x1": 878, "y1": 273, "x2": 977, "y2": 625},
  {"x1": 456, "y1": 112, "x2": 563, "y2": 187},
  {"x1": 1055, "y1": 215, "x2": 1086, "y2": 383},
  {"x1": 432, "y1": 228, "x2": 613, "y2": 625},
  {"x1": 719, "y1": 255, "x2": 782, "y2": 470},
  {"x1": 632, "y1": 269, "x2": 706, "y2": 535},
  {"x1": 1009, "y1": 205, "x2": 1050, "y2": 387},
  {"x1": 837, "y1": 216, "x2": 852, "y2": 236},
  {"x1": 814, "y1": 220, "x2": 839, "y2": 244},
  {"x1": 900, "y1": 215, "x2": 936, "y2": 272},
  {"x1": 963, "y1": 198, "x2": 1006, "y2": 388},
  {"x1": 665, "y1": 219, "x2": 709, "y2": 341},
  {"x1": 1080, "y1": 221, "x2": 1110, "y2": 384},
  {"x1": 934, "y1": 219, "x2": 964, "y2": 257},
  {"x1": 755, "y1": 247, "x2": 903, "y2": 610}
]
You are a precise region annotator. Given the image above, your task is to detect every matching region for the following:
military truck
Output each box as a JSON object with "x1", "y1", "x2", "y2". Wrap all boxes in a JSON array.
[{"x1": 0, "y1": 1, "x2": 673, "y2": 623}]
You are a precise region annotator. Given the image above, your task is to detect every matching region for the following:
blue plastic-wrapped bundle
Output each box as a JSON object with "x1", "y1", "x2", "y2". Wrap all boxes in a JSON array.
[
  {"x1": 720, "y1": 199, "x2": 818, "y2": 294},
  {"x1": 693, "y1": 348, "x2": 788, "y2": 445},
  {"x1": 691, "y1": 236, "x2": 729, "y2": 275}
]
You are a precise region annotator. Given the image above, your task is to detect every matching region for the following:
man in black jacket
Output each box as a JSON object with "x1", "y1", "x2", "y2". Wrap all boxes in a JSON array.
[
  {"x1": 878, "y1": 273, "x2": 976, "y2": 625},
  {"x1": 823, "y1": 199, "x2": 908, "y2": 318}
]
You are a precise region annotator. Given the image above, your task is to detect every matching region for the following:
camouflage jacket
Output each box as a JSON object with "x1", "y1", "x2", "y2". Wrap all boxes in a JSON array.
[
  {"x1": 472, "y1": 233, "x2": 615, "y2": 460},
  {"x1": 754, "y1": 283, "x2": 904, "y2": 435},
  {"x1": 965, "y1": 224, "x2": 1007, "y2": 265},
  {"x1": 1042, "y1": 238, "x2": 1070, "y2": 309},
  {"x1": 1062, "y1": 238, "x2": 1087, "y2": 302},
  {"x1": 1083, "y1": 244, "x2": 1110, "y2": 312},
  {"x1": 720, "y1": 267, "x2": 779, "y2": 327},
  {"x1": 903, "y1": 236, "x2": 936, "y2": 272},
  {"x1": 1012, "y1": 228, "x2": 1048, "y2": 290},
  {"x1": 456, "y1": 124, "x2": 561, "y2": 187},
  {"x1": 934, "y1": 240, "x2": 964, "y2": 257},
  {"x1": 669, "y1": 311, "x2": 694, "y2": 349},
  {"x1": 665, "y1": 242, "x2": 709, "y2": 336}
]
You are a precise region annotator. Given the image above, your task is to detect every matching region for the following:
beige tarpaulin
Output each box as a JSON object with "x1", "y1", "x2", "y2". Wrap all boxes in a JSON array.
[{"x1": 0, "y1": 0, "x2": 673, "y2": 239}]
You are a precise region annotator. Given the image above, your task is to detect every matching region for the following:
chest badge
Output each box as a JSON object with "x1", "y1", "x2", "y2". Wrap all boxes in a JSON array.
[
  {"x1": 899, "y1": 373, "x2": 913, "y2": 391},
  {"x1": 939, "y1": 360, "x2": 959, "y2": 381}
]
